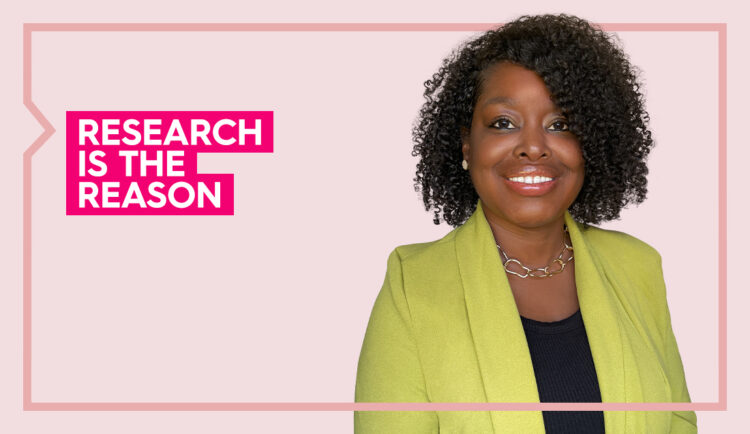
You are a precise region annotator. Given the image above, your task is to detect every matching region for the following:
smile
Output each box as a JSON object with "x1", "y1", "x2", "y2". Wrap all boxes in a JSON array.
[
  {"x1": 507, "y1": 176, "x2": 554, "y2": 184},
  {"x1": 503, "y1": 175, "x2": 558, "y2": 197}
]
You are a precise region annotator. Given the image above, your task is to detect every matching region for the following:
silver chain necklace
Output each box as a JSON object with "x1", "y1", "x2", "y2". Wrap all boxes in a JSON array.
[{"x1": 496, "y1": 225, "x2": 574, "y2": 279}]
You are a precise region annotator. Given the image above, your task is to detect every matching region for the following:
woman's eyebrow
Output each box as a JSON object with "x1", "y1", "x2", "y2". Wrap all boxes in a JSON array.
[
  {"x1": 482, "y1": 96, "x2": 517, "y2": 107},
  {"x1": 482, "y1": 96, "x2": 564, "y2": 114}
]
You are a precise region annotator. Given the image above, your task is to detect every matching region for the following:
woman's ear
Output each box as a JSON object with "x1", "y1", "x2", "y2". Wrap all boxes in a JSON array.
[{"x1": 460, "y1": 127, "x2": 470, "y2": 163}]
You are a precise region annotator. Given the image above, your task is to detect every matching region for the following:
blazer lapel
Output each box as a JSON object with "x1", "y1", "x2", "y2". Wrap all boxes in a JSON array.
[
  {"x1": 456, "y1": 201, "x2": 545, "y2": 432},
  {"x1": 455, "y1": 202, "x2": 636, "y2": 433},
  {"x1": 564, "y1": 211, "x2": 628, "y2": 432}
]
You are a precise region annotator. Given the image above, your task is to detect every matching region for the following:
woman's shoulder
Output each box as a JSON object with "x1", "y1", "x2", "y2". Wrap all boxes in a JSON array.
[
  {"x1": 577, "y1": 223, "x2": 662, "y2": 262},
  {"x1": 388, "y1": 227, "x2": 460, "y2": 267},
  {"x1": 576, "y1": 223, "x2": 667, "y2": 303}
]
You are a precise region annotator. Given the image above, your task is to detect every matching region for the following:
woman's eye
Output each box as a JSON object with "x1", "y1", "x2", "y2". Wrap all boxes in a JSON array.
[
  {"x1": 548, "y1": 119, "x2": 570, "y2": 131},
  {"x1": 491, "y1": 118, "x2": 517, "y2": 130}
]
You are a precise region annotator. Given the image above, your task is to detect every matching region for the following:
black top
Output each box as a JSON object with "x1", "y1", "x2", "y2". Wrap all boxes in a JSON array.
[{"x1": 520, "y1": 309, "x2": 606, "y2": 434}]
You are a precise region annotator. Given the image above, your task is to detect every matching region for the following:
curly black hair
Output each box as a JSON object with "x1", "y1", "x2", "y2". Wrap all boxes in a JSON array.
[{"x1": 412, "y1": 14, "x2": 653, "y2": 227}]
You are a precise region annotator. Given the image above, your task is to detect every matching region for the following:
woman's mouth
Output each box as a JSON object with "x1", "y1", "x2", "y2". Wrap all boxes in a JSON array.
[
  {"x1": 507, "y1": 175, "x2": 554, "y2": 184},
  {"x1": 504, "y1": 175, "x2": 557, "y2": 196}
]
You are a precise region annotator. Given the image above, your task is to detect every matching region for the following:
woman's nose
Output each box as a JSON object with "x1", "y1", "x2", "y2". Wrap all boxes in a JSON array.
[{"x1": 513, "y1": 125, "x2": 549, "y2": 161}]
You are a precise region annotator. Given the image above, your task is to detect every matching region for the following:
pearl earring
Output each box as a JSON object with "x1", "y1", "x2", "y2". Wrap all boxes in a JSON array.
[{"x1": 461, "y1": 159, "x2": 468, "y2": 170}]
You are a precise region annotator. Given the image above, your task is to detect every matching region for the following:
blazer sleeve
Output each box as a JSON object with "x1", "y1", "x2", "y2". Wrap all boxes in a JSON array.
[
  {"x1": 354, "y1": 249, "x2": 438, "y2": 434},
  {"x1": 654, "y1": 253, "x2": 698, "y2": 433}
]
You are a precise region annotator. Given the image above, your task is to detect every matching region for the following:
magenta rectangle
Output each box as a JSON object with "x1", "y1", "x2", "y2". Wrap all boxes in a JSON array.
[
  {"x1": 65, "y1": 111, "x2": 271, "y2": 215},
  {"x1": 66, "y1": 111, "x2": 273, "y2": 151}
]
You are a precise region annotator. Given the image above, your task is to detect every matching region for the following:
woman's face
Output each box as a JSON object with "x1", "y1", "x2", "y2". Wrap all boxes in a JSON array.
[{"x1": 462, "y1": 62, "x2": 585, "y2": 230}]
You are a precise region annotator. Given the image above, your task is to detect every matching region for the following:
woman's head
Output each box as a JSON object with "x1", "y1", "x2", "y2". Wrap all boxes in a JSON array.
[
  {"x1": 462, "y1": 61, "x2": 586, "y2": 231},
  {"x1": 412, "y1": 14, "x2": 653, "y2": 227}
]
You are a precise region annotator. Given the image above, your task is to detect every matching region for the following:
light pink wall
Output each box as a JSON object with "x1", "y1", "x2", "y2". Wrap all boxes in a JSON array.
[{"x1": 1, "y1": 1, "x2": 743, "y2": 432}]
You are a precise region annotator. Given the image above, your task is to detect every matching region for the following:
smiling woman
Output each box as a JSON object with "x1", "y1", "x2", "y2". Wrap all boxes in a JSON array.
[
  {"x1": 463, "y1": 62, "x2": 585, "y2": 233},
  {"x1": 355, "y1": 13, "x2": 697, "y2": 434}
]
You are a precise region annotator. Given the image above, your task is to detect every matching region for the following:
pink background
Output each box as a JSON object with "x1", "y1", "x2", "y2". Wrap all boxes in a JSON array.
[{"x1": 0, "y1": 1, "x2": 743, "y2": 432}]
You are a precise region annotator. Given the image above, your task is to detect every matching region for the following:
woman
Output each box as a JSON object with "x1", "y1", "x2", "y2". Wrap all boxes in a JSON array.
[{"x1": 355, "y1": 14, "x2": 697, "y2": 434}]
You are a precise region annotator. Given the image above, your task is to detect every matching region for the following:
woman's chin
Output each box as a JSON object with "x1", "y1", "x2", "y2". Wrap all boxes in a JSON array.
[{"x1": 481, "y1": 201, "x2": 566, "y2": 231}]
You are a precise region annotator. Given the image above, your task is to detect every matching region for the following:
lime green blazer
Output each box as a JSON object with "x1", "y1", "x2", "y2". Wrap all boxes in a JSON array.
[{"x1": 355, "y1": 201, "x2": 696, "y2": 433}]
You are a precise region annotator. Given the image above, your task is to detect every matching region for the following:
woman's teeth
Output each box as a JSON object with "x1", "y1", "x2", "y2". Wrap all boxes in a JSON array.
[{"x1": 508, "y1": 176, "x2": 553, "y2": 184}]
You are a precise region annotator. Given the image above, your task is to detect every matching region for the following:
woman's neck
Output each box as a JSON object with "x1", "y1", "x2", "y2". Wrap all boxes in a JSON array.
[{"x1": 484, "y1": 211, "x2": 569, "y2": 267}]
